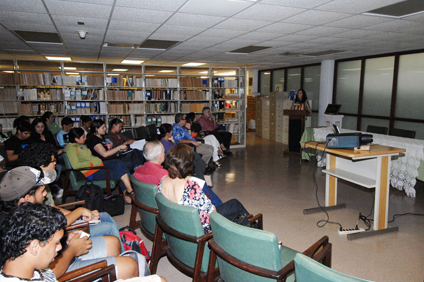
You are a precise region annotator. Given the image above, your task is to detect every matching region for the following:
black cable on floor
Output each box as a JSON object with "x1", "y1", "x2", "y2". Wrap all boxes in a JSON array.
[{"x1": 302, "y1": 141, "x2": 342, "y2": 230}]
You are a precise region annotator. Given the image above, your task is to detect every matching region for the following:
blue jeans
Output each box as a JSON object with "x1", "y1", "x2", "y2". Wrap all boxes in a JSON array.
[
  {"x1": 203, "y1": 184, "x2": 222, "y2": 207},
  {"x1": 66, "y1": 236, "x2": 116, "y2": 272},
  {"x1": 92, "y1": 159, "x2": 130, "y2": 191},
  {"x1": 90, "y1": 212, "x2": 124, "y2": 252}
]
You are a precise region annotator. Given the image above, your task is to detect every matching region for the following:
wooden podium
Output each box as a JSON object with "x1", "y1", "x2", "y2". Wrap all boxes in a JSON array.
[{"x1": 283, "y1": 110, "x2": 310, "y2": 155}]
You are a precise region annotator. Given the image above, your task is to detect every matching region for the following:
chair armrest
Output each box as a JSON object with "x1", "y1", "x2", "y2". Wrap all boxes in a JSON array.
[
  {"x1": 301, "y1": 235, "x2": 331, "y2": 267},
  {"x1": 64, "y1": 165, "x2": 110, "y2": 172},
  {"x1": 131, "y1": 194, "x2": 159, "y2": 214},
  {"x1": 247, "y1": 213, "x2": 263, "y2": 230},
  {"x1": 207, "y1": 239, "x2": 293, "y2": 280},
  {"x1": 66, "y1": 221, "x2": 90, "y2": 234},
  {"x1": 156, "y1": 214, "x2": 212, "y2": 244},
  {"x1": 57, "y1": 200, "x2": 86, "y2": 209},
  {"x1": 58, "y1": 260, "x2": 116, "y2": 282}
]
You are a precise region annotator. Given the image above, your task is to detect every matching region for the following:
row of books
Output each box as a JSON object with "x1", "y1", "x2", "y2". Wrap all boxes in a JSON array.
[
  {"x1": 146, "y1": 102, "x2": 178, "y2": 114},
  {"x1": 107, "y1": 90, "x2": 144, "y2": 101},
  {"x1": 180, "y1": 102, "x2": 209, "y2": 113},
  {"x1": 0, "y1": 102, "x2": 18, "y2": 114},
  {"x1": 212, "y1": 79, "x2": 239, "y2": 88},
  {"x1": 64, "y1": 89, "x2": 105, "y2": 101},
  {"x1": 17, "y1": 88, "x2": 62, "y2": 101},
  {"x1": 180, "y1": 77, "x2": 208, "y2": 88},
  {"x1": 0, "y1": 74, "x2": 14, "y2": 85},
  {"x1": 67, "y1": 102, "x2": 97, "y2": 115},
  {"x1": 181, "y1": 90, "x2": 210, "y2": 100},
  {"x1": 16, "y1": 72, "x2": 58, "y2": 86},
  {"x1": 146, "y1": 89, "x2": 177, "y2": 100},
  {"x1": 18, "y1": 102, "x2": 63, "y2": 116},
  {"x1": 107, "y1": 76, "x2": 143, "y2": 87},
  {"x1": 0, "y1": 87, "x2": 17, "y2": 100},
  {"x1": 145, "y1": 78, "x2": 178, "y2": 87}
]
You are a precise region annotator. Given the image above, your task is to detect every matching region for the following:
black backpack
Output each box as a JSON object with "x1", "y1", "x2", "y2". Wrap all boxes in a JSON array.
[{"x1": 76, "y1": 181, "x2": 104, "y2": 211}]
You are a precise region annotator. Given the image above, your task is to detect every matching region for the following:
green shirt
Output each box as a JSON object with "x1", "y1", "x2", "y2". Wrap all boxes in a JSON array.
[{"x1": 47, "y1": 122, "x2": 61, "y2": 135}]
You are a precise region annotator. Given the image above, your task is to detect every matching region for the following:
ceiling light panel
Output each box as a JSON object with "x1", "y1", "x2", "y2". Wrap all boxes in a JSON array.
[
  {"x1": 139, "y1": 39, "x2": 180, "y2": 50},
  {"x1": 229, "y1": 45, "x2": 271, "y2": 53},
  {"x1": 14, "y1": 30, "x2": 62, "y2": 43}
]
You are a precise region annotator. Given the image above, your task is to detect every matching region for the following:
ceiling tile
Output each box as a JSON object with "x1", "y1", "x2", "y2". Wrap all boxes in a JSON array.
[
  {"x1": 116, "y1": 0, "x2": 186, "y2": 11},
  {"x1": 0, "y1": 12, "x2": 52, "y2": 25},
  {"x1": 333, "y1": 29, "x2": 382, "y2": 39},
  {"x1": 282, "y1": 10, "x2": 351, "y2": 25},
  {"x1": 236, "y1": 32, "x2": 283, "y2": 42},
  {"x1": 214, "y1": 18, "x2": 272, "y2": 31},
  {"x1": 233, "y1": 3, "x2": 305, "y2": 21},
  {"x1": 255, "y1": 22, "x2": 312, "y2": 34},
  {"x1": 296, "y1": 26, "x2": 349, "y2": 37},
  {"x1": 45, "y1": 0, "x2": 112, "y2": 18},
  {"x1": 51, "y1": 15, "x2": 109, "y2": 29},
  {"x1": 1, "y1": 23, "x2": 56, "y2": 33},
  {"x1": 324, "y1": 14, "x2": 392, "y2": 29},
  {"x1": 153, "y1": 25, "x2": 206, "y2": 36},
  {"x1": 260, "y1": 0, "x2": 332, "y2": 9},
  {"x1": 198, "y1": 28, "x2": 247, "y2": 39},
  {"x1": 105, "y1": 30, "x2": 150, "y2": 44},
  {"x1": 0, "y1": 0, "x2": 47, "y2": 13},
  {"x1": 363, "y1": 19, "x2": 424, "y2": 32},
  {"x1": 179, "y1": 0, "x2": 254, "y2": 17},
  {"x1": 112, "y1": 6, "x2": 173, "y2": 23},
  {"x1": 165, "y1": 12, "x2": 226, "y2": 28},
  {"x1": 108, "y1": 20, "x2": 160, "y2": 33}
]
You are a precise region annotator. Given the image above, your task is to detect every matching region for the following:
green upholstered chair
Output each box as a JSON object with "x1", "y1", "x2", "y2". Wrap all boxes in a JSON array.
[
  {"x1": 294, "y1": 253, "x2": 372, "y2": 282},
  {"x1": 61, "y1": 152, "x2": 118, "y2": 203},
  {"x1": 129, "y1": 175, "x2": 160, "y2": 241},
  {"x1": 207, "y1": 212, "x2": 331, "y2": 282},
  {"x1": 150, "y1": 193, "x2": 218, "y2": 282}
]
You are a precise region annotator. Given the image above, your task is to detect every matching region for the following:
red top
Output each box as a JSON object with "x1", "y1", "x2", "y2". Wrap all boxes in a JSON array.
[
  {"x1": 197, "y1": 116, "x2": 217, "y2": 132},
  {"x1": 133, "y1": 162, "x2": 168, "y2": 185}
]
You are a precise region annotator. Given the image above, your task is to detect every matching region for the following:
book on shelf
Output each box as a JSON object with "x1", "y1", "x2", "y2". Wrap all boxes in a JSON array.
[
  {"x1": 0, "y1": 73, "x2": 15, "y2": 84},
  {"x1": 0, "y1": 87, "x2": 17, "y2": 100},
  {"x1": 180, "y1": 102, "x2": 209, "y2": 113},
  {"x1": 180, "y1": 77, "x2": 208, "y2": 88},
  {"x1": 181, "y1": 90, "x2": 209, "y2": 100},
  {"x1": 128, "y1": 103, "x2": 145, "y2": 114},
  {"x1": 0, "y1": 102, "x2": 18, "y2": 114},
  {"x1": 145, "y1": 78, "x2": 178, "y2": 88}
]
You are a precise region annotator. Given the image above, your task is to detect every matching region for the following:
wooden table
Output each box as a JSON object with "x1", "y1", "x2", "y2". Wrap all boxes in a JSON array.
[{"x1": 302, "y1": 141, "x2": 406, "y2": 240}]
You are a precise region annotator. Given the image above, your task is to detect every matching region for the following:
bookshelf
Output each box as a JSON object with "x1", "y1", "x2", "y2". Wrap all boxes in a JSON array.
[{"x1": 0, "y1": 59, "x2": 246, "y2": 147}]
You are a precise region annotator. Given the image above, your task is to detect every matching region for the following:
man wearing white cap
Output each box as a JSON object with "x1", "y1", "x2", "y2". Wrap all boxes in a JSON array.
[{"x1": 0, "y1": 166, "x2": 139, "y2": 280}]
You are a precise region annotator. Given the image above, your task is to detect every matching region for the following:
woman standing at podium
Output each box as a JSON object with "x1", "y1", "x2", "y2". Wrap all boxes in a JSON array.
[{"x1": 291, "y1": 89, "x2": 311, "y2": 115}]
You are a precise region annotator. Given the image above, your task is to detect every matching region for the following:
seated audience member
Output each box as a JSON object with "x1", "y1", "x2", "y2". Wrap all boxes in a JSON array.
[
  {"x1": 20, "y1": 142, "x2": 63, "y2": 201},
  {"x1": 86, "y1": 119, "x2": 144, "y2": 173},
  {"x1": 56, "y1": 117, "x2": 74, "y2": 147},
  {"x1": 172, "y1": 113, "x2": 214, "y2": 164},
  {"x1": 4, "y1": 121, "x2": 31, "y2": 163},
  {"x1": 0, "y1": 166, "x2": 138, "y2": 279},
  {"x1": 65, "y1": 128, "x2": 135, "y2": 204},
  {"x1": 159, "y1": 144, "x2": 249, "y2": 234},
  {"x1": 186, "y1": 112, "x2": 224, "y2": 166},
  {"x1": 159, "y1": 123, "x2": 209, "y2": 179},
  {"x1": 29, "y1": 117, "x2": 63, "y2": 154},
  {"x1": 108, "y1": 118, "x2": 136, "y2": 147},
  {"x1": 11, "y1": 115, "x2": 30, "y2": 136},
  {"x1": 197, "y1": 107, "x2": 233, "y2": 155},
  {"x1": 0, "y1": 202, "x2": 67, "y2": 281},
  {"x1": 80, "y1": 115, "x2": 93, "y2": 136},
  {"x1": 0, "y1": 123, "x2": 7, "y2": 139},
  {"x1": 19, "y1": 142, "x2": 122, "y2": 249},
  {"x1": 42, "y1": 111, "x2": 61, "y2": 135},
  {"x1": 135, "y1": 141, "x2": 222, "y2": 206}
]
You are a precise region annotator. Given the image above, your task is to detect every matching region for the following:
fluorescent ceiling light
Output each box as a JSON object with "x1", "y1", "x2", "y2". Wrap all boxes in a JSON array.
[
  {"x1": 107, "y1": 73, "x2": 120, "y2": 76},
  {"x1": 121, "y1": 60, "x2": 144, "y2": 64},
  {"x1": 199, "y1": 71, "x2": 209, "y2": 74},
  {"x1": 27, "y1": 41, "x2": 63, "y2": 45},
  {"x1": 264, "y1": 72, "x2": 270, "y2": 75},
  {"x1": 159, "y1": 70, "x2": 175, "y2": 73},
  {"x1": 200, "y1": 76, "x2": 209, "y2": 79},
  {"x1": 214, "y1": 71, "x2": 236, "y2": 76},
  {"x1": 112, "y1": 69, "x2": 128, "y2": 72},
  {"x1": 3, "y1": 71, "x2": 14, "y2": 73},
  {"x1": 182, "y1": 62, "x2": 206, "y2": 66},
  {"x1": 46, "y1": 56, "x2": 72, "y2": 61},
  {"x1": 145, "y1": 74, "x2": 155, "y2": 77},
  {"x1": 59, "y1": 67, "x2": 77, "y2": 70},
  {"x1": 66, "y1": 72, "x2": 79, "y2": 75}
]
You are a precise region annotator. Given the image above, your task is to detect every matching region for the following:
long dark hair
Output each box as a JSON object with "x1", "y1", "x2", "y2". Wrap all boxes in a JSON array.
[
  {"x1": 68, "y1": 128, "x2": 85, "y2": 143},
  {"x1": 88, "y1": 119, "x2": 105, "y2": 138},
  {"x1": 294, "y1": 89, "x2": 308, "y2": 103},
  {"x1": 30, "y1": 117, "x2": 49, "y2": 139},
  {"x1": 159, "y1": 123, "x2": 173, "y2": 139},
  {"x1": 109, "y1": 118, "x2": 123, "y2": 133}
]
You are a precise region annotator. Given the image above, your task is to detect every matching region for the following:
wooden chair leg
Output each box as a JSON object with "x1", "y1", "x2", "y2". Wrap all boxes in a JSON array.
[
  {"x1": 150, "y1": 224, "x2": 165, "y2": 274},
  {"x1": 129, "y1": 203, "x2": 139, "y2": 230}
]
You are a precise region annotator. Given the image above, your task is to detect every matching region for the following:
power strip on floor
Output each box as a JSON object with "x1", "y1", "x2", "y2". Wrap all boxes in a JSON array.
[{"x1": 338, "y1": 228, "x2": 365, "y2": 235}]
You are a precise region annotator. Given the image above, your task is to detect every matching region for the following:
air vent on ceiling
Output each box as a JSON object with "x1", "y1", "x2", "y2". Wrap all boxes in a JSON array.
[
  {"x1": 14, "y1": 31, "x2": 62, "y2": 44},
  {"x1": 139, "y1": 39, "x2": 179, "y2": 50},
  {"x1": 279, "y1": 52, "x2": 304, "y2": 57},
  {"x1": 364, "y1": 0, "x2": 424, "y2": 18},
  {"x1": 228, "y1": 46, "x2": 270, "y2": 54}
]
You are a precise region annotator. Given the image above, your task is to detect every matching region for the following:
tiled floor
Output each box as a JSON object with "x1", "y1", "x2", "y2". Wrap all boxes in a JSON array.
[{"x1": 114, "y1": 133, "x2": 424, "y2": 282}]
